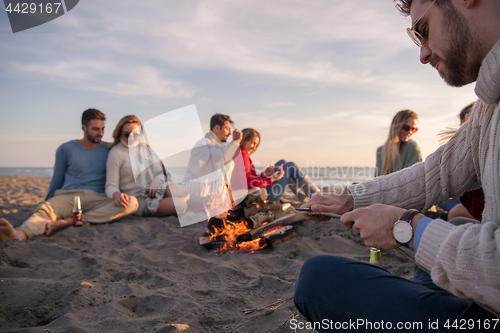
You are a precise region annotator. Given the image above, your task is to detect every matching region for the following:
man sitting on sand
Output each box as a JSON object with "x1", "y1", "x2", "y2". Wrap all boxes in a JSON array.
[
  {"x1": 294, "y1": 0, "x2": 500, "y2": 328},
  {"x1": 182, "y1": 113, "x2": 243, "y2": 205},
  {"x1": 0, "y1": 109, "x2": 138, "y2": 241}
]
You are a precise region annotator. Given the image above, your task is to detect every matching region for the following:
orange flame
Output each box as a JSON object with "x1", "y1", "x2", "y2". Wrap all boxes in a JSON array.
[
  {"x1": 204, "y1": 191, "x2": 283, "y2": 253},
  {"x1": 236, "y1": 238, "x2": 267, "y2": 253},
  {"x1": 262, "y1": 224, "x2": 286, "y2": 237},
  {"x1": 208, "y1": 218, "x2": 269, "y2": 253}
]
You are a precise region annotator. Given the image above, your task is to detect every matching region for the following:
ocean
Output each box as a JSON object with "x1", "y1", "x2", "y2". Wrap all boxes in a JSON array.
[
  {"x1": 0, "y1": 167, "x2": 54, "y2": 178},
  {"x1": 0, "y1": 166, "x2": 375, "y2": 189}
]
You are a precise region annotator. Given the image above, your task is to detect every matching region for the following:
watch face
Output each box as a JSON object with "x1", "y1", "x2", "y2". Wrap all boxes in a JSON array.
[{"x1": 393, "y1": 220, "x2": 413, "y2": 244}]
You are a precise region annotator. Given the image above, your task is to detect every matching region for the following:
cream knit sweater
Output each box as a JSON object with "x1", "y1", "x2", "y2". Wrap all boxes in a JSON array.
[
  {"x1": 348, "y1": 39, "x2": 500, "y2": 314},
  {"x1": 105, "y1": 141, "x2": 165, "y2": 213}
]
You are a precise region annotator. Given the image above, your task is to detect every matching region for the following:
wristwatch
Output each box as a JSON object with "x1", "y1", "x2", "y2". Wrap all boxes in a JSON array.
[{"x1": 392, "y1": 209, "x2": 420, "y2": 244}]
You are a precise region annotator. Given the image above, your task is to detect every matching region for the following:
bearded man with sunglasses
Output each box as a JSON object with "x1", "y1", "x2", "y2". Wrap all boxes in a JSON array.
[
  {"x1": 0, "y1": 109, "x2": 138, "y2": 242},
  {"x1": 294, "y1": 0, "x2": 500, "y2": 330}
]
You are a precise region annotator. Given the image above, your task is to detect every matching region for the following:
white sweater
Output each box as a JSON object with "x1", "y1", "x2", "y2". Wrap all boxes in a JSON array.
[
  {"x1": 105, "y1": 141, "x2": 164, "y2": 200},
  {"x1": 182, "y1": 131, "x2": 240, "y2": 197},
  {"x1": 348, "y1": 39, "x2": 500, "y2": 314}
]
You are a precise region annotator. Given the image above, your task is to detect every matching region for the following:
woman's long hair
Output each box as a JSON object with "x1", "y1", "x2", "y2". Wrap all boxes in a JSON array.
[
  {"x1": 381, "y1": 110, "x2": 418, "y2": 176},
  {"x1": 108, "y1": 115, "x2": 142, "y2": 149},
  {"x1": 240, "y1": 128, "x2": 261, "y2": 152}
]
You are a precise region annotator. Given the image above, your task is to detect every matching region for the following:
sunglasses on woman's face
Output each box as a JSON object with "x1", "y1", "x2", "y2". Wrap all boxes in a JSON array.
[
  {"x1": 402, "y1": 125, "x2": 418, "y2": 133},
  {"x1": 122, "y1": 132, "x2": 140, "y2": 139}
]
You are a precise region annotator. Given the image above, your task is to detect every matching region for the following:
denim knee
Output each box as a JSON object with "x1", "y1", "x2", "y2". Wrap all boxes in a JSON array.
[
  {"x1": 295, "y1": 255, "x2": 344, "y2": 300},
  {"x1": 283, "y1": 161, "x2": 303, "y2": 180},
  {"x1": 283, "y1": 161, "x2": 298, "y2": 170}
]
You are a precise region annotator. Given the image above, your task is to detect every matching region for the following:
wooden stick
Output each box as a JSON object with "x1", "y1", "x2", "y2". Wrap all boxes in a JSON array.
[
  {"x1": 269, "y1": 310, "x2": 300, "y2": 333},
  {"x1": 226, "y1": 309, "x2": 275, "y2": 333},
  {"x1": 237, "y1": 213, "x2": 304, "y2": 242},
  {"x1": 244, "y1": 296, "x2": 293, "y2": 314},
  {"x1": 394, "y1": 247, "x2": 416, "y2": 265},
  {"x1": 227, "y1": 296, "x2": 293, "y2": 333}
]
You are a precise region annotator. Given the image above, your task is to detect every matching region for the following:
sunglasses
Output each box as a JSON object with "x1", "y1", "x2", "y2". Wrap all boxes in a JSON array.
[
  {"x1": 402, "y1": 124, "x2": 418, "y2": 133},
  {"x1": 122, "y1": 132, "x2": 140, "y2": 139},
  {"x1": 406, "y1": 0, "x2": 437, "y2": 47}
]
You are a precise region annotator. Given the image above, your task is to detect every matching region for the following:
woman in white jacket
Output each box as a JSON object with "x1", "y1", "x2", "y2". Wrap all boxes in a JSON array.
[{"x1": 106, "y1": 115, "x2": 189, "y2": 216}]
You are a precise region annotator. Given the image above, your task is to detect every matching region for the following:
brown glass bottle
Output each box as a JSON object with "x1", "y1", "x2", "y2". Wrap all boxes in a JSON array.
[{"x1": 73, "y1": 195, "x2": 83, "y2": 227}]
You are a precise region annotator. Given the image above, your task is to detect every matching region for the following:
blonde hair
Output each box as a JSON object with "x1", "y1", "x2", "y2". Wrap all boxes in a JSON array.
[
  {"x1": 381, "y1": 110, "x2": 418, "y2": 176},
  {"x1": 108, "y1": 115, "x2": 142, "y2": 149},
  {"x1": 240, "y1": 128, "x2": 261, "y2": 153}
]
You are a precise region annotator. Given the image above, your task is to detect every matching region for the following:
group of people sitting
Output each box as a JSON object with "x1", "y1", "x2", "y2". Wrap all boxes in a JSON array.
[
  {"x1": 0, "y1": 110, "x2": 319, "y2": 242},
  {"x1": 1, "y1": 0, "x2": 499, "y2": 326}
]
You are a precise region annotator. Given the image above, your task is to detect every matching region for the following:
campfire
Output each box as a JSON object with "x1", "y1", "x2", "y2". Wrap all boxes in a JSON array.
[{"x1": 199, "y1": 189, "x2": 305, "y2": 253}]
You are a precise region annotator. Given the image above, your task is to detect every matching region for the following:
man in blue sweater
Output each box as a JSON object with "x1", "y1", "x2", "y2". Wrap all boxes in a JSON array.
[{"x1": 0, "y1": 109, "x2": 138, "y2": 241}]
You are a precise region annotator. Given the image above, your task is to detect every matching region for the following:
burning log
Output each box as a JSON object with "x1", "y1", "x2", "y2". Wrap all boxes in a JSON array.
[
  {"x1": 243, "y1": 188, "x2": 267, "y2": 206},
  {"x1": 199, "y1": 223, "x2": 299, "y2": 251},
  {"x1": 220, "y1": 188, "x2": 268, "y2": 225},
  {"x1": 246, "y1": 210, "x2": 274, "y2": 229},
  {"x1": 199, "y1": 213, "x2": 304, "y2": 248},
  {"x1": 236, "y1": 213, "x2": 304, "y2": 243},
  {"x1": 264, "y1": 225, "x2": 297, "y2": 247},
  {"x1": 200, "y1": 187, "x2": 304, "y2": 253}
]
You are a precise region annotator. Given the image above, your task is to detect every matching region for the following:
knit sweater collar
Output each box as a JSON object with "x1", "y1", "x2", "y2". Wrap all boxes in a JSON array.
[
  {"x1": 475, "y1": 38, "x2": 500, "y2": 105},
  {"x1": 206, "y1": 130, "x2": 221, "y2": 143},
  {"x1": 116, "y1": 140, "x2": 141, "y2": 150}
]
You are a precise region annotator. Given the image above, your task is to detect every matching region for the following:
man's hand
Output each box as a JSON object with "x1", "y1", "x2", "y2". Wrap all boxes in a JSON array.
[
  {"x1": 113, "y1": 191, "x2": 130, "y2": 207},
  {"x1": 232, "y1": 129, "x2": 242, "y2": 143},
  {"x1": 340, "y1": 204, "x2": 405, "y2": 250},
  {"x1": 300, "y1": 189, "x2": 354, "y2": 222}
]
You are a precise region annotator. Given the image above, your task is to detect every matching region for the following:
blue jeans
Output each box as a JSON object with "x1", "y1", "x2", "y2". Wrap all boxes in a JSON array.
[
  {"x1": 265, "y1": 160, "x2": 305, "y2": 201},
  {"x1": 438, "y1": 198, "x2": 461, "y2": 212},
  {"x1": 294, "y1": 255, "x2": 497, "y2": 332}
]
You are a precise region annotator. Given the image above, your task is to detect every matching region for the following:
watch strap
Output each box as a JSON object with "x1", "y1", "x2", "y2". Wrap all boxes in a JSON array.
[{"x1": 399, "y1": 209, "x2": 420, "y2": 223}]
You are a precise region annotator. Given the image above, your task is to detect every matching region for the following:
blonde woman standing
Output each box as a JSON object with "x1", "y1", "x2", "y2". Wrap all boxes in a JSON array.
[{"x1": 375, "y1": 110, "x2": 422, "y2": 177}]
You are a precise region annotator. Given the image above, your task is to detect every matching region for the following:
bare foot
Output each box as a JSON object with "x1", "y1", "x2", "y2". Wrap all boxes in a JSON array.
[
  {"x1": 0, "y1": 218, "x2": 27, "y2": 241},
  {"x1": 45, "y1": 218, "x2": 73, "y2": 236}
]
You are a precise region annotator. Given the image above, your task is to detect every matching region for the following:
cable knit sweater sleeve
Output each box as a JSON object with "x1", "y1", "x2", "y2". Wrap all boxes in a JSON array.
[
  {"x1": 105, "y1": 147, "x2": 123, "y2": 199},
  {"x1": 347, "y1": 40, "x2": 500, "y2": 314}
]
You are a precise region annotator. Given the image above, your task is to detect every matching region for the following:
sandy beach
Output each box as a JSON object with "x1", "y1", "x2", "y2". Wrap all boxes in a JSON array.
[{"x1": 0, "y1": 175, "x2": 415, "y2": 332}]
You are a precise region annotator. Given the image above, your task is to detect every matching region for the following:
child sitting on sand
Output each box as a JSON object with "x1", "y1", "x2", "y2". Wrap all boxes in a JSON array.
[
  {"x1": 106, "y1": 115, "x2": 190, "y2": 217},
  {"x1": 239, "y1": 128, "x2": 318, "y2": 202}
]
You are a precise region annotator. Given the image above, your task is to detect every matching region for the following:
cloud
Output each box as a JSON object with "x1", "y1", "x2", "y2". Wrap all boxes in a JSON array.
[
  {"x1": 8, "y1": 61, "x2": 195, "y2": 98},
  {"x1": 0, "y1": 134, "x2": 73, "y2": 143},
  {"x1": 1, "y1": 0, "x2": 412, "y2": 88},
  {"x1": 0, "y1": 0, "x2": 479, "y2": 167},
  {"x1": 266, "y1": 101, "x2": 293, "y2": 108}
]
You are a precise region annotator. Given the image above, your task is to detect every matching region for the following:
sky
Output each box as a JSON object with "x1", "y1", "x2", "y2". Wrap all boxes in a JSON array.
[{"x1": 0, "y1": 0, "x2": 477, "y2": 169}]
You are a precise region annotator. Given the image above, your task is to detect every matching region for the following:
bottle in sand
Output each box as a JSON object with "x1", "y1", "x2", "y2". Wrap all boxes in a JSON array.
[
  {"x1": 73, "y1": 195, "x2": 83, "y2": 227},
  {"x1": 369, "y1": 247, "x2": 381, "y2": 265}
]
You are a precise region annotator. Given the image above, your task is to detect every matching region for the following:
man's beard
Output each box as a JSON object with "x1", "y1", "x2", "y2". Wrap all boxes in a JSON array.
[
  {"x1": 442, "y1": 7, "x2": 482, "y2": 87},
  {"x1": 86, "y1": 132, "x2": 102, "y2": 143}
]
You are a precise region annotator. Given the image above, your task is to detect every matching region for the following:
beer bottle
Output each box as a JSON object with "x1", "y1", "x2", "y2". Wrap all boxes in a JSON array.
[{"x1": 73, "y1": 195, "x2": 83, "y2": 227}]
